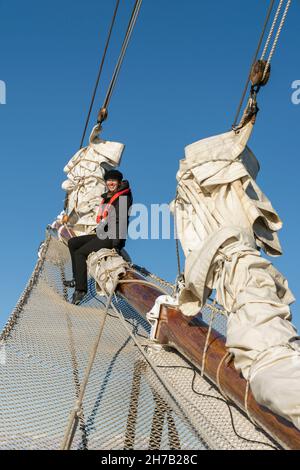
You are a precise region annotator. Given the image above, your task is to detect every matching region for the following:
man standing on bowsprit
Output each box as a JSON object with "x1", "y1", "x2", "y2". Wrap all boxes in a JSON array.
[{"x1": 64, "y1": 169, "x2": 133, "y2": 305}]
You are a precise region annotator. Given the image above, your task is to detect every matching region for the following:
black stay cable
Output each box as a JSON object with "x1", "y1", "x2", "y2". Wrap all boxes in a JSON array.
[
  {"x1": 156, "y1": 365, "x2": 280, "y2": 450},
  {"x1": 79, "y1": 0, "x2": 120, "y2": 149},
  {"x1": 65, "y1": 1, "x2": 142, "y2": 210},
  {"x1": 102, "y1": 0, "x2": 142, "y2": 112},
  {"x1": 232, "y1": 0, "x2": 275, "y2": 127},
  {"x1": 79, "y1": 0, "x2": 142, "y2": 149}
]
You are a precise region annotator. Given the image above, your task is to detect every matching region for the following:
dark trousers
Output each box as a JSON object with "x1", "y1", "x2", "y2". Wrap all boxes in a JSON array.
[{"x1": 68, "y1": 235, "x2": 113, "y2": 292}]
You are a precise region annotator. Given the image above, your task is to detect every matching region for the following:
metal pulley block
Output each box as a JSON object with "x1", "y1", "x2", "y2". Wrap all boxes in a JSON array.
[{"x1": 97, "y1": 107, "x2": 108, "y2": 124}]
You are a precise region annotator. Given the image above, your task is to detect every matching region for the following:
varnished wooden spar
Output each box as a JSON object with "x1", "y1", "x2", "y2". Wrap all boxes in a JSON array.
[
  {"x1": 157, "y1": 305, "x2": 300, "y2": 450},
  {"x1": 117, "y1": 270, "x2": 162, "y2": 316},
  {"x1": 117, "y1": 271, "x2": 300, "y2": 450}
]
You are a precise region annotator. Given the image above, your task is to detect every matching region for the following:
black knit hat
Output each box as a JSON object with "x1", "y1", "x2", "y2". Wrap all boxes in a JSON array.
[{"x1": 104, "y1": 169, "x2": 123, "y2": 181}]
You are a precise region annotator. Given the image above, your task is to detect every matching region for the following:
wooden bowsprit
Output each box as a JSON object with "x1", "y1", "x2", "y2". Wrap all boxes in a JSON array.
[{"x1": 117, "y1": 270, "x2": 300, "y2": 450}]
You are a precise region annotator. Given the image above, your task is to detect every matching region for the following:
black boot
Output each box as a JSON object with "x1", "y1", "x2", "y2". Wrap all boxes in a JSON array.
[
  {"x1": 63, "y1": 279, "x2": 75, "y2": 288},
  {"x1": 72, "y1": 290, "x2": 87, "y2": 305}
]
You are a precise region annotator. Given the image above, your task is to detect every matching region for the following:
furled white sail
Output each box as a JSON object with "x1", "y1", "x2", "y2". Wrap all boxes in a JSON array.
[
  {"x1": 171, "y1": 122, "x2": 300, "y2": 430},
  {"x1": 53, "y1": 124, "x2": 124, "y2": 235},
  {"x1": 87, "y1": 248, "x2": 129, "y2": 296}
]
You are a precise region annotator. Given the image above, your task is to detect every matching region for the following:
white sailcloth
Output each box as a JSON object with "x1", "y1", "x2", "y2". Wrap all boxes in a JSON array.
[
  {"x1": 171, "y1": 122, "x2": 300, "y2": 430},
  {"x1": 87, "y1": 248, "x2": 129, "y2": 296},
  {"x1": 54, "y1": 124, "x2": 125, "y2": 235}
]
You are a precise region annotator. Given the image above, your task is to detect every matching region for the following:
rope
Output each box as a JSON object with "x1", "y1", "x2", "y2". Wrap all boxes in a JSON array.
[
  {"x1": 174, "y1": 204, "x2": 182, "y2": 278},
  {"x1": 233, "y1": 0, "x2": 292, "y2": 126},
  {"x1": 60, "y1": 274, "x2": 168, "y2": 450},
  {"x1": 58, "y1": 245, "x2": 293, "y2": 449},
  {"x1": 260, "y1": 0, "x2": 284, "y2": 60},
  {"x1": 200, "y1": 306, "x2": 217, "y2": 377},
  {"x1": 198, "y1": 295, "x2": 228, "y2": 378},
  {"x1": 132, "y1": 264, "x2": 175, "y2": 292},
  {"x1": 109, "y1": 296, "x2": 213, "y2": 449},
  {"x1": 244, "y1": 379, "x2": 258, "y2": 428},
  {"x1": 216, "y1": 352, "x2": 233, "y2": 402},
  {"x1": 59, "y1": 263, "x2": 89, "y2": 449},
  {"x1": 60, "y1": 281, "x2": 118, "y2": 450},
  {"x1": 121, "y1": 271, "x2": 268, "y2": 447},
  {"x1": 156, "y1": 365, "x2": 279, "y2": 450},
  {"x1": 232, "y1": 0, "x2": 276, "y2": 127},
  {"x1": 132, "y1": 265, "x2": 227, "y2": 319},
  {"x1": 262, "y1": 0, "x2": 292, "y2": 81},
  {"x1": 89, "y1": 289, "x2": 148, "y2": 339},
  {"x1": 79, "y1": 0, "x2": 120, "y2": 149},
  {"x1": 102, "y1": 0, "x2": 143, "y2": 111}
]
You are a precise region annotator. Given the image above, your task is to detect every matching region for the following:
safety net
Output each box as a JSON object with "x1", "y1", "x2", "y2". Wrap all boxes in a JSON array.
[{"x1": 0, "y1": 235, "x2": 279, "y2": 450}]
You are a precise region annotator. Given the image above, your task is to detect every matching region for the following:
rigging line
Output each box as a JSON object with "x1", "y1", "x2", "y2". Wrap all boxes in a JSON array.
[
  {"x1": 262, "y1": 0, "x2": 292, "y2": 81},
  {"x1": 232, "y1": 0, "x2": 276, "y2": 127},
  {"x1": 156, "y1": 365, "x2": 279, "y2": 450},
  {"x1": 109, "y1": 301, "x2": 212, "y2": 449},
  {"x1": 260, "y1": 0, "x2": 284, "y2": 60},
  {"x1": 102, "y1": 0, "x2": 143, "y2": 111},
  {"x1": 60, "y1": 282, "x2": 118, "y2": 450},
  {"x1": 102, "y1": 0, "x2": 141, "y2": 110},
  {"x1": 89, "y1": 289, "x2": 149, "y2": 339},
  {"x1": 59, "y1": 263, "x2": 89, "y2": 449},
  {"x1": 79, "y1": 0, "x2": 120, "y2": 149},
  {"x1": 174, "y1": 194, "x2": 182, "y2": 278}
]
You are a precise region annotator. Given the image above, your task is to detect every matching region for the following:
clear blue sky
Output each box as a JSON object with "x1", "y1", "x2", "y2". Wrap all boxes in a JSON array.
[{"x1": 0, "y1": 0, "x2": 299, "y2": 330}]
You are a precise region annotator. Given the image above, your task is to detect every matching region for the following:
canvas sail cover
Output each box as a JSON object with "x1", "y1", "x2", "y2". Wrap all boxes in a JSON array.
[
  {"x1": 55, "y1": 124, "x2": 124, "y2": 235},
  {"x1": 171, "y1": 122, "x2": 300, "y2": 430}
]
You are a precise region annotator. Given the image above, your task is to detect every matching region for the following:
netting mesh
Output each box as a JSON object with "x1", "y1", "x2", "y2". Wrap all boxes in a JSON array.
[
  {"x1": 133, "y1": 264, "x2": 228, "y2": 338},
  {"x1": 0, "y1": 236, "x2": 279, "y2": 450}
]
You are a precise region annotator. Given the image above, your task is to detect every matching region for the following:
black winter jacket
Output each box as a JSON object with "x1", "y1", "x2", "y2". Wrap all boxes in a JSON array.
[{"x1": 95, "y1": 180, "x2": 133, "y2": 249}]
